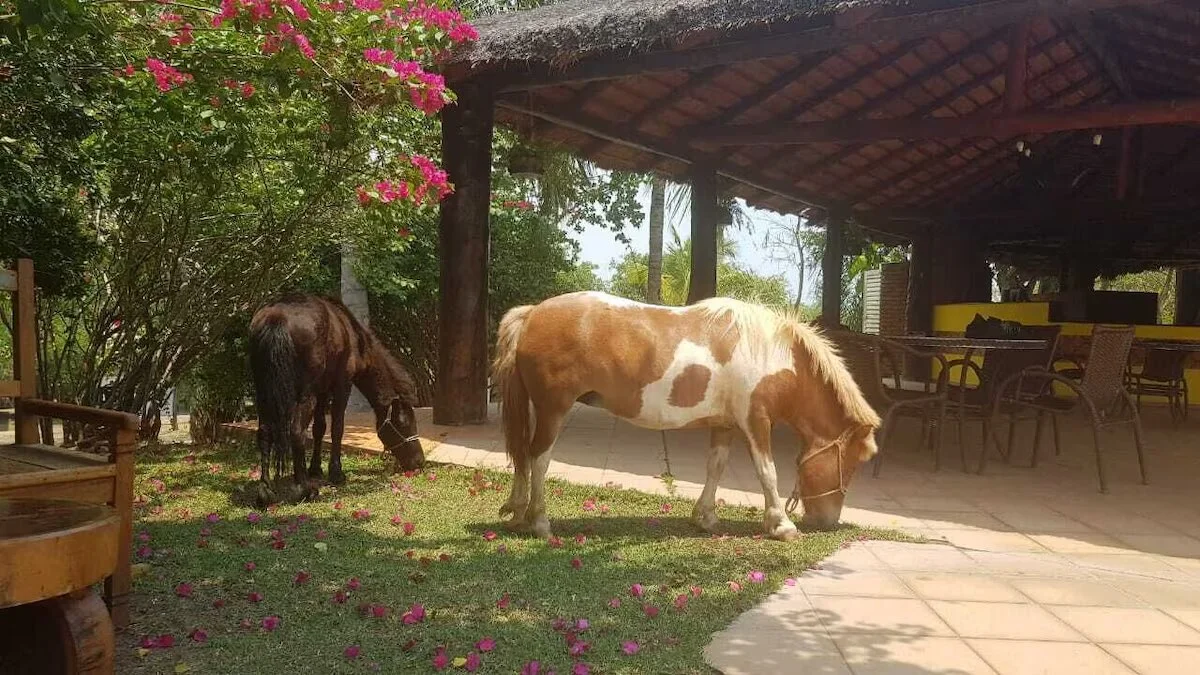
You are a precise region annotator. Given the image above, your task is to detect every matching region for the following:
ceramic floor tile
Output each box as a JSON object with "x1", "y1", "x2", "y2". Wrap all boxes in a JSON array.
[
  {"x1": 1046, "y1": 606, "x2": 1200, "y2": 645},
  {"x1": 968, "y1": 639, "x2": 1134, "y2": 675},
  {"x1": 1009, "y1": 577, "x2": 1147, "y2": 608},
  {"x1": 901, "y1": 572, "x2": 1027, "y2": 603},
  {"x1": 928, "y1": 600, "x2": 1085, "y2": 641},
  {"x1": 939, "y1": 529, "x2": 1049, "y2": 553},
  {"x1": 833, "y1": 634, "x2": 997, "y2": 675},
  {"x1": 809, "y1": 596, "x2": 954, "y2": 636},
  {"x1": 1102, "y1": 644, "x2": 1200, "y2": 675},
  {"x1": 796, "y1": 569, "x2": 915, "y2": 598},
  {"x1": 1113, "y1": 534, "x2": 1200, "y2": 559},
  {"x1": 1111, "y1": 580, "x2": 1200, "y2": 610},
  {"x1": 1029, "y1": 533, "x2": 1137, "y2": 556}
]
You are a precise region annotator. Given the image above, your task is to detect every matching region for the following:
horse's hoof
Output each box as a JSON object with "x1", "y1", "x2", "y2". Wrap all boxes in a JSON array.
[
  {"x1": 768, "y1": 525, "x2": 800, "y2": 542},
  {"x1": 328, "y1": 469, "x2": 347, "y2": 487},
  {"x1": 691, "y1": 507, "x2": 720, "y2": 533},
  {"x1": 531, "y1": 516, "x2": 552, "y2": 539},
  {"x1": 253, "y1": 483, "x2": 278, "y2": 508},
  {"x1": 502, "y1": 518, "x2": 529, "y2": 533},
  {"x1": 283, "y1": 481, "x2": 316, "y2": 504}
]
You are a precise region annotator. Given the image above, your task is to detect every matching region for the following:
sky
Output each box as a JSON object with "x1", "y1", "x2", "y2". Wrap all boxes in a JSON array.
[{"x1": 564, "y1": 182, "x2": 821, "y2": 304}]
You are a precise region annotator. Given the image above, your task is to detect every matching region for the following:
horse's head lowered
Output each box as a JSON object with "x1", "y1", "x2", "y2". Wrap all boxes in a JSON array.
[
  {"x1": 787, "y1": 423, "x2": 877, "y2": 530},
  {"x1": 375, "y1": 398, "x2": 425, "y2": 472}
]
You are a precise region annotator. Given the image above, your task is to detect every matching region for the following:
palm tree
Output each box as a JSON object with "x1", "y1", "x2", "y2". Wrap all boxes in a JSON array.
[{"x1": 646, "y1": 177, "x2": 666, "y2": 303}]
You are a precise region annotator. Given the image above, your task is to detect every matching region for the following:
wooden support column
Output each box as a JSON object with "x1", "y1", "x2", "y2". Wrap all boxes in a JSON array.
[
  {"x1": 435, "y1": 84, "x2": 494, "y2": 426},
  {"x1": 906, "y1": 227, "x2": 934, "y2": 336},
  {"x1": 687, "y1": 165, "x2": 719, "y2": 304},
  {"x1": 13, "y1": 258, "x2": 38, "y2": 444},
  {"x1": 1176, "y1": 268, "x2": 1200, "y2": 326},
  {"x1": 821, "y1": 210, "x2": 846, "y2": 326}
]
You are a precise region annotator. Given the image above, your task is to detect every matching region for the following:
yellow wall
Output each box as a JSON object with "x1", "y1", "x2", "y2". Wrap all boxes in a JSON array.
[{"x1": 932, "y1": 302, "x2": 1200, "y2": 406}]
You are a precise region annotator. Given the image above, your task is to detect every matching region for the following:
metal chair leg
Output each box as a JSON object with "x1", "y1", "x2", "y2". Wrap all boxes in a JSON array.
[
  {"x1": 1132, "y1": 409, "x2": 1149, "y2": 486},
  {"x1": 1051, "y1": 413, "x2": 1062, "y2": 456},
  {"x1": 1090, "y1": 413, "x2": 1108, "y2": 494},
  {"x1": 1031, "y1": 411, "x2": 1046, "y2": 468}
]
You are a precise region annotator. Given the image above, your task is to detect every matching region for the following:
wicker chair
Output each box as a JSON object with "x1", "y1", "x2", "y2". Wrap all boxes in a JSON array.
[
  {"x1": 988, "y1": 325, "x2": 1147, "y2": 493},
  {"x1": 1127, "y1": 348, "x2": 1189, "y2": 421},
  {"x1": 942, "y1": 324, "x2": 1063, "y2": 470},
  {"x1": 829, "y1": 331, "x2": 949, "y2": 476}
]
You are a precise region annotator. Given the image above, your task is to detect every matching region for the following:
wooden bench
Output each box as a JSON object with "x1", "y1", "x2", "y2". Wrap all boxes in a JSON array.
[{"x1": 0, "y1": 259, "x2": 138, "y2": 629}]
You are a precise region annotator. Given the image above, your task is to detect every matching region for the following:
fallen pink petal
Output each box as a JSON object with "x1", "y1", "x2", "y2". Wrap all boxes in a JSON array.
[
  {"x1": 293, "y1": 570, "x2": 311, "y2": 585},
  {"x1": 784, "y1": 577, "x2": 797, "y2": 586},
  {"x1": 431, "y1": 648, "x2": 449, "y2": 671},
  {"x1": 174, "y1": 582, "x2": 193, "y2": 598},
  {"x1": 244, "y1": 561, "x2": 256, "y2": 571},
  {"x1": 344, "y1": 644, "x2": 361, "y2": 660},
  {"x1": 572, "y1": 663, "x2": 590, "y2": 675},
  {"x1": 261, "y1": 615, "x2": 280, "y2": 631},
  {"x1": 570, "y1": 557, "x2": 583, "y2": 570},
  {"x1": 496, "y1": 594, "x2": 510, "y2": 609},
  {"x1": 346, "y1": 578, "x2": 362, "y2": 591},
  {"x1": 629, "y1": 583, "x2": 645, "y2": 598},
  {"x1": 747, "y1": 570, "x2": 766, "y2": 583},
  {"x1": 332, "y1": 590, "x2": 348, "y2": 604},
  {"x1": 483, "y1": 530, "x2": 497, "y2": 541},
  {"x1": 476, "y1": 637, "x2": 496, "y2": 652},
  {"x1": 465, "y1": 651, "x2": 482, "y2": 672},
  {"x1": 643, "y1": 604, "x2": 660, "y2": 618},
  {"x1": 206, "y1": 512, "x2": 220, "y2": 523},
  {"x1": 674, "y1": 593, "x2": 688, "y2": 610},
  {"x1": 248, "y1": 591, "x2": 264, "y2": 603},
  {"x1": 621, "y1": 640, "x2": 640, "y2": 655},
  {"x1": 189, "y1": 628, "x2": 208, "y2": 643},
  {"x1": 400, "y1": 603, "x2": 425, "y2": 624},
  {"x1": 606, "y1": 597, "x2": 621, "y2": 609}
]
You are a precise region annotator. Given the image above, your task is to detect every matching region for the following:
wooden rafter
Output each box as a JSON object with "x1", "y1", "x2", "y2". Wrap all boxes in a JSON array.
[
  {"x1": 1070, "y1": 15, "x2": 1136, "y2": 99},
  {"x1": 1004, "y1": 21, "x2": 1032, "y2": 112},
  {"x1": 798, "y1": 31, "x2": 1069, "y2": 180},
  {"x1": 694, "y1": 52, "x2": 834, "y2": 128},
  {"x1": 697, "y1": 96, "x2": 1200, "y2": 146},
  {"x1": 488, "y1": 0, "x2": 1165, "y2": 92},
  {"x1": 493, "y1": 100, "x2": 830, "y2": 211}
]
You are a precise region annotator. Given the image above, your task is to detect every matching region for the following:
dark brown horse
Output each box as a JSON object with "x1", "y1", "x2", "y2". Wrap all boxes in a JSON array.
[{"x1": 249, "y1": 294, "x2": 424, "y2": 504}]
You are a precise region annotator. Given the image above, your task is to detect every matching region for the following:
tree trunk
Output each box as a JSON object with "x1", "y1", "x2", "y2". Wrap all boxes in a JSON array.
[
  {"x1": 793, "y1": 224, "x2": 806, "y2": 309},
  {"x1": 647, "y1": 177, "x2": 666, "y2": 304}
]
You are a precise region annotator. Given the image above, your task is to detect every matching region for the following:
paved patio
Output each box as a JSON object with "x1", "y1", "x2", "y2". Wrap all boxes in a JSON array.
[{"x1": 233, "y1": 403, "x2": 1200, "y2": 674}]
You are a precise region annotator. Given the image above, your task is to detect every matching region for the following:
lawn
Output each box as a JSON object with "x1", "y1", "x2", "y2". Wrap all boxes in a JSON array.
[{"x1": 119, "y1": 441, "x2": 900, "y2": 674}]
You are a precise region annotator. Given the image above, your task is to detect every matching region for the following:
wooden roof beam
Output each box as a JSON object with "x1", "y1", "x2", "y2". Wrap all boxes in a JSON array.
[
  {"x1": 697, "y1": 97, "x2": 1200, "y2": 146},
  {"x1": 493, "y1": 100, "x2": 830, "y2": 212},
  {"x1": 799, "y1": 30, "x2": 1069, "y2": 179},
  {"x1": 491, "y1": 0, "x2": 1165, "y2": 92},
  {"x1": 1070, "y1": 15, "x2": 1136, "y2": 99}
]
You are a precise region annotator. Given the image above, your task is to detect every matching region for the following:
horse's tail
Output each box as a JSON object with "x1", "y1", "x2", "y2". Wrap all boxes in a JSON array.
[
  {"x1": 493, "y1": 305, "x2": 534, "y2": 467},
  {"x1": 250, "y1": 319, "x2": 297, "y2": 481}
]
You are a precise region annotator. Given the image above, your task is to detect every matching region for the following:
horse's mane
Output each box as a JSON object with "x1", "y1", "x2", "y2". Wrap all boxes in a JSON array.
[
  {"x1": 314, "y1": 295, "x2": 420, "y2": 408},
  {"x1": 694, "y1": 298, "x2": 881, "y2": 428}
]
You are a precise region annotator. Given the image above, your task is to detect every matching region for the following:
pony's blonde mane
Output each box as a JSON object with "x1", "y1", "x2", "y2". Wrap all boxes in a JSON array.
[{"x1": 694, "y1": 297, "x2": 881, "y2": 428}]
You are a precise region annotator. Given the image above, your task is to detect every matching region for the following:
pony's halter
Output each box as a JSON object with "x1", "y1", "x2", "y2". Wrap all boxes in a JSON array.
[
  {"x1": 378, "y1": 418, "x2": 420, "y2": 453},
  {"x1": 784, "y1": 432, "x2": 849, "y2": 514}
]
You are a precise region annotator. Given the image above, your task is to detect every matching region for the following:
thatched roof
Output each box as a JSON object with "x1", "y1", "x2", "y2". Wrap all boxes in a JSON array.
[{"x1": 455, "y1": 0, "x2": 911, "y2": 66}]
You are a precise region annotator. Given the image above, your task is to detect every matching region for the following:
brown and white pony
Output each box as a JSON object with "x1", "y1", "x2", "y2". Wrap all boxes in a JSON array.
[
  {"x1": 492, "y1": 291, "x2": 881, "y2": 540},
  {"x1": 249, "y1": 295, "x2": 424, "y2": 505}
]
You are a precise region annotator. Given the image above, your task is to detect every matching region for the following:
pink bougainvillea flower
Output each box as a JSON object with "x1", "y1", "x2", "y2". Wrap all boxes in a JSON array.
[
  {"x1": 497, "y1": 593, "x2": 510, "y2": 610},
  {"x1": 439, "y1": 553, "x2": 452, "y2": 562},
  {"x1": 244, "y1": 561, "x2": 256, "y2": 572},
  {"x1": 239, "y1": 618, "x2": 253, "y2": 630},
  {"x1": 212, "y1": 598, "x2": 226, "y2": 609},
  {"x1": 261, "y1": 615, "x2": 280, "y2": 631},
  {"x1": 426, "y1": 471, "x2": 437, "y2": 481},
  {"x1": 315, "y1": 529, "x2": 327, "y2": 540},
  {"x1": 174, "y1": 583, "x2": 193, "y2": 598},
  {"x1": 497, "y1": 543, "x2": 509, "y2": 554},
  {"x1": 248, "y1": 591, "x2": 264, "y2": 603},
  {"x1": 333, "y1": 501, "x2": 343, "y2": 510},
  {"x1": 402, "y1": 522, "x2": 415, "y2": 536},
  {"x1": 572, "y1": 663, "x2": 590, "y2": 675},
  {"x1": 199, "y1": 527, "x2": 212, "y2": 537},
  {"x1": 643, "y1": 604, "x2": 660, "y2": 618},
  {"x1": 571, "y1": 557, "x2": 583, "y2": 570},
  {"x1": 476, "y1": 637, "x2": 496, "y2": 652},
  {"x1": 271, "y1": 539, "x2": 286, "y2": 550},
  {"x1": 246, "y1": 512, "x2": 261, "y2": 524},
  {"x1": 520, "y1": 661, "x2": 541, "y2": 675},
  {"x1": 674, "y1": 593, "x2": 689, "y2": 610},
  {"x1": 747, "y1": 570, "x2": 766, "y2": 583},
  {"x1": 400, "y1": 603, "x2": 425, "y2": 624},
  {"x1": 293, "y1": 570, "x2": 311, "y2": 586},
  {"x1": 189, "y1": 628, "x2": 208, "y2": 643},
  {"x1": 137, "y1": 545, "x2": 153, "y2": 559},
  {"x1": 370, "y1": 604, "x2": 388, "y2": 619},
  {"x1": 621, "y1": 640, "x2": 640, "y2": 655},
  {"x1": 784, "y1": 577, "x2": 797, "y2": 586},
  {"x1": 582, "y1": 498, "x2": 596, "y2": 512},
  {"x1": 690, "y1": 585, "x2": 703, "y2": 598},
  {"x1": 569, "y1": 640, "x2": 589, "y2": 657},
  {"x1": 629, "y1": 583, "x2": 645, "y2": 598},
  {"x1": 351, "y1": 508, "x2": 371, "y2": 521},
  {"x1": 196, "y1": 538, "x2": 209, "y2": 548},
  {"x1": 483, "y1": 530, "x2": 497, "y2": 541},
  {"x1": 344, "y1": 645, "x2": 361, "y2": 660},
  {"x1": 728, "y1": 581, "x2": 743, "y2": 593},
  {"x1": 574, "y1": 534, "x2": 587, "y2": 545},
  {"x1": 548, "y1": 536, "x2": 563, "y2": 548},
  {"x1": 332, "y1": 590, "x2": 348, "y2": 604},
  {"x1": 660, "y1": 503, "x2": 672, "y2": 514},
  {"x1": 390, "y1": 514, "x2": 404, "y2": 526},
  {"x1": 607, "y1": 597, "x2": 621, "y2": 609},
  {"x1": 137, "y1": 531, "x2": 151, "y2": 543},
  {"x1": 140, "y1": 634, "x2": 175, "y2": 649},
  {"x1": 431, "y1": 648, "x2": 449, "y2": 671},
  {"x1": 465, "y1": 651, "x2": 482, "y2": 672},
  {"x1": 205, "y1": 512, "x2": 220, "y2": 523}
]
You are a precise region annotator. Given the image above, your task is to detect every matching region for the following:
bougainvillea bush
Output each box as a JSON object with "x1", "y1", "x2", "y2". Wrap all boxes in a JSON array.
[{"x1": 123, "y1": 442, "x2": 900, "y2": 674}]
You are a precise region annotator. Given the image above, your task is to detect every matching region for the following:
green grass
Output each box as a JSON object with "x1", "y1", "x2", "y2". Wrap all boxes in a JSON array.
[{"x1": 119, "y1": 442, "x2": 903, "y2": 675}]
